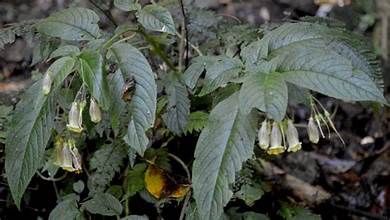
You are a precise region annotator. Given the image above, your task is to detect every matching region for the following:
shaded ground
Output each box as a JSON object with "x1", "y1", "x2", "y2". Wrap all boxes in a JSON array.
[{"x1": 0, "y1": 0, "x2": 389, "y2": 219}]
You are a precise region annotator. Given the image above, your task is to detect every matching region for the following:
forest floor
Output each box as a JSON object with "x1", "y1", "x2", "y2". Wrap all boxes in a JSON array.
[{"x1": 0, "y1": 0, "x2": 389, "y2": 219}]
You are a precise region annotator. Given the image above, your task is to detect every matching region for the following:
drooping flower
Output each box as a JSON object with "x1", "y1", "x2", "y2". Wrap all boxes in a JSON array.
[
  {"x1": 42, "y1": 71, "x2": 53, "y2": 95},
  {"x1": 307, "y1": 116, "x2": 320, "y2": 144},
  {"x1": 89, "y1": 98, "x2": 102, "y2": 123},
  {"x1": 53, "y1": 137, "x2": 74, "y2": 171},
  {"x1": 267, "y1": 122, "x2": 286, "y2": 155},
  {"x1": 258, "y1": 120, "x2": 270, "y2": 150},
  {"x1": 67, "y1": 101, "x2": 85, "y2": 133},
  {"x1": 286, "y1": 120, "x2": 301, "y2": 152}
]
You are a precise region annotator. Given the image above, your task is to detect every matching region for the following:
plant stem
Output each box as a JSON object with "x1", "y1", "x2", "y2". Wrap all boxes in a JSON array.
[{"x1": 88, "y1": 0, "x2": 118, "y2": 27}]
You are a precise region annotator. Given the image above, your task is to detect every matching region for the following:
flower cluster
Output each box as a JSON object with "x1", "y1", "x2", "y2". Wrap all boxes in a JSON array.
[
  {"x1": 258, "y1": 119, "x2": 302, "y2": 155},
  {"x1": 66, "y1": 97, "x2": 102, "y2": 133},
  {"x1": 53, "y1": 137, "x2": 82, "y2": 173}
]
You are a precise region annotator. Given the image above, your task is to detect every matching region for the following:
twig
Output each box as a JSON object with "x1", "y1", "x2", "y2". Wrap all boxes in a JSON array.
[
  {"x1": 176, "y1": 31, "x2": 203, "y2": 56},
  {"x1": 88, "y1": 0, "x2": 118, "y2": 27},
  {"x1": 178, "y1": 0, "x2": 189, "y2": 68},
  {"x1": 179, "y1": 191, "x2": 192, "y2": 220},
  {"x1": 168, "y1": 153, "x2": 191, "y2": 180},
  {"x1": 37, "y1": 171, "x2": 67, "y2": 182},
  {"x1": 330, "y1": 202, "x2": 388, "y2": 220}
]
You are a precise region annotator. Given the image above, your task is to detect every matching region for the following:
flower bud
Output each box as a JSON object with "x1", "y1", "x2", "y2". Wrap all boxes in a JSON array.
[
  {"x1": 67, "y1": 101, "x2": 83, "y2": 133},
  {"x1": 258, "y1": 120, "x2": 270, "y2": 150},
  {"x1": 267, "y1": 122, "x2": 286, "y2": 155},
  {"x1": 89, "y1": 98, "x2": 102, "y2": 123},
  {"x1": 42, "y1": 72, "x2": 52, "y2": 95},
  {"x1": 307, "y1": 117, "x2": 319, "y2": 144},
  {"x1": 286, "y1": 120, "x2": 301, "y2": 152}
]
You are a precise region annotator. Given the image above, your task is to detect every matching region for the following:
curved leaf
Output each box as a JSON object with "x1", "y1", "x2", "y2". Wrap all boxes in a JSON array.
[
  {"x1": 82, "y1": 192, "x2": 123, "y2": 216},
  {"x1": 5, "y1": 57, "x2": 75, "y2": 208},
  {"x1": 239, "y1": 73, "x2": 287, "y2": 121},
  {"x1": 199, "y1": 56, "x2": 242, "y2": 96},
  {"x1": 162, "y1": 73, "x2": 190, "y2": 135},
  {"x1": 137, "y1": 5, "x2": 175, "y2": 34},
  {"x1": 37, "y1": 7, "x2": 100, "y2": 41},
  {"x1": 79, "y1": 50, "x2": 111, "y2": 110},
  {"x1": 192, "y1": 93, "x2": 256, "y2": 220},
  {"x1": 111, "y1": 43, "x2": 157, "y2": 156}
]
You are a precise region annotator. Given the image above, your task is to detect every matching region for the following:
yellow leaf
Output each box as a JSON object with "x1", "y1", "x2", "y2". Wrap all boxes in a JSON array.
[{"x1": 145, "y1": 164, "x2": 165, "y2": 199}]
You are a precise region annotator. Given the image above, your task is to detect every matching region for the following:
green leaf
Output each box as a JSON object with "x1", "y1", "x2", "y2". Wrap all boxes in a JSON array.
[
  {"x1": 199, "y1": 56, "x2": 242, "y2": 96},
  {"x1": 111, "y1": 43, "x2": 157, "y2": 156},
  {"x1": 0, "y1": 28, "x2": 15, "y2": 49},
  {"x1": 73, "y1": 180, "x2": 85, "y2": 194},
  {"x1": 271, "y1": 45, "x2": 386, "y2": 103},
  {"x1": 88, "y1": 143, "x2": 127, "y2": 195},
  {"x1": 83, "y1": 192, "x2": 123, "y2": 216},
  {"x1": 108, "y1": 70, "x2": 127, "y2": 132},
  {"x1": 37, "y1": 7, "x2": 100, "y2": 41},
  {"x1": 114, "y1": 0, "x2": 140, "y2": 11},
  {"x1": 5, "y1": 57, "x2": 75, "y2": 208},
  {"x1": 125, "y1": 163, "x2": 147, "y2": 198},
  {"x1": 50, "y1": 45, "x2": 80, "y2": 59},
  {"x1": 137, "y1": 5, "x2": 175, "y2": 34},
  {"x1": 31, "y1": 38, "x2": 59, "y2": 65},
  {"x1": 78, "y1": 50, "x2": 111, "y2": 110},
  {"x1": 184, "y1": 111, "x2": 209, "y2": 135},
  {"x1": 239, "y1": 73, "x2": 288, "y2": 121},
  {"x1": 235, "y1": 182, "x2": 264, "y2": 206},
  {"x1": 192, "y1": 93, "x2": 256, "y2": 220},
  {"x1": 162, "y1": 73, "x2": 190, "y2": 135},
  {"x1": 49, "y1": 194, "x2": 80, "y2": 220},
  {"x1": 121, "y1": 215, "x2": 149, "y2": 220},
  {"x1": 242, "y1": 22, "x2": 385, "y2": 102}
]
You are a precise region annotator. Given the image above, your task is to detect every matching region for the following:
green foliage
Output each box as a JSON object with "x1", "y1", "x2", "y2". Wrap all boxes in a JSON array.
[
  {"x1": 49, "y1": 194, "x2": 81, "y2": 220},
  {"x1": 192, "y1": 93, "x2": 257, "y2": 219},
  {"x1": 162, "y1": 73, "x2": 190, "y2": 135},
  {"x1": 2, "y1": 3, "x2": 387, "y2": 219},
  {"x1": 36, "y1": 7, "x2": 100, "y2": 41},
  {"x1": 82, "y1": 192, "x2": 123, "y2": 216},
  {"x1": 111, "y1": 43, "x2": 157, "y2": 156},
  {"x1": 88, "y1": 143, "x2": 127, "y2": 195},
  {"x1": 137, "y1": 5, "x2": 176, "y2": 34}
]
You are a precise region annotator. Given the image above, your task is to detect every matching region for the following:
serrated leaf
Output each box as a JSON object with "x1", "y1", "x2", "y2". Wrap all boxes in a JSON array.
[
  {"x1": 199, "y1": 56, "x2": 242, "y2": 96},
  {"x1": 111, "y1": 43, "x2": 157, "y2": 156},
  {"x1": 88, "y1": 143, "x2": 127, "y2": 195},
  {"x1": 239, "y1": 73, "x2": 288, "y2": 121},
  {"x1": 192, "y1": 93, "x2": 256, "y2": 220},
  {"x1": 162, "y1": 73, "x2": 190, "y2": 135},
  {"x1": 235, "y1": 182, "x2": 264, "y2": 206},
  {"x1": 242, "y1": 22, "x2": 384, "y2": 94},
  {"x1": 137, "y1": 5, "x2": 176, "y2": 34},
  {"x1": 83, "y1": 192, "x2": 123, "y2": 216},
  {"x1": 121, "y1": 215, "x2": 149, "y2": 220},
  {"x1": 49, "y1": 194, "x2": 80, "y2": 220},
  {"x1": 50, "y1": 45, "x2": 80, "y2": 59},
  {"x1": 79, "y1": 50, "x2": 111, "y2": 110},
  {"x1": 0, "y1": 28, "x2": 15, "y2": 49},
  {"x1": 32, "y1": 39, "x2": 59, "y2": 65},
  {"x1": 184, "y1": 111, "x2": 208, "y2": 135},
  {"x1": 108, "y1": 70, "x2": 127, "y2": 131},
  {"x1": 125, "y1": 163, "x2": 146, "y2": 198},
  {"x1": 114, "y1": 0, "x2": 140, "y2": 11},
  {"x1": 37, "y1": 7, "x2": 100, "y2": 41},
  {"x1": 5, "y1": 57, "x2": 75, "y2": 208},
  {"x1": 183, "y1": 59, "x2": 206, "y2": 90},
  {"x1": 270, "y1": 45, "x2": 386, "y2": 103}
]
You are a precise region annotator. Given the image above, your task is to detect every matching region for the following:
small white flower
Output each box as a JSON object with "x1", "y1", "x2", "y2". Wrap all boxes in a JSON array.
[
  {"x1": 258, "y1": 120, "x2": 270, "y2": 150},
  {"x1": 307, "y1": 117, "x2": 320, "y2": 144},
  {"x1": 267, "y1": 122, "x2": 286, "y2": 155},
  {"x1": 67, "y1": 101, "x2": 84, "y2": 133},
  {"x1": 89, "y1": 98, "x2": 102, "y2": 123},
  {"x1": 286, "y1": 120, "x2": 301, "y2": 152},
  {"x1": 42, "y1": 72, "x2": 52, "y2": 95}
]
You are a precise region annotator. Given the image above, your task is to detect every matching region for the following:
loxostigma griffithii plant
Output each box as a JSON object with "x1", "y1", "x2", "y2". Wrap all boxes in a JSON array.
[{"x1": 1, "y1": 1, "x2": 388, "y2": 219}]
